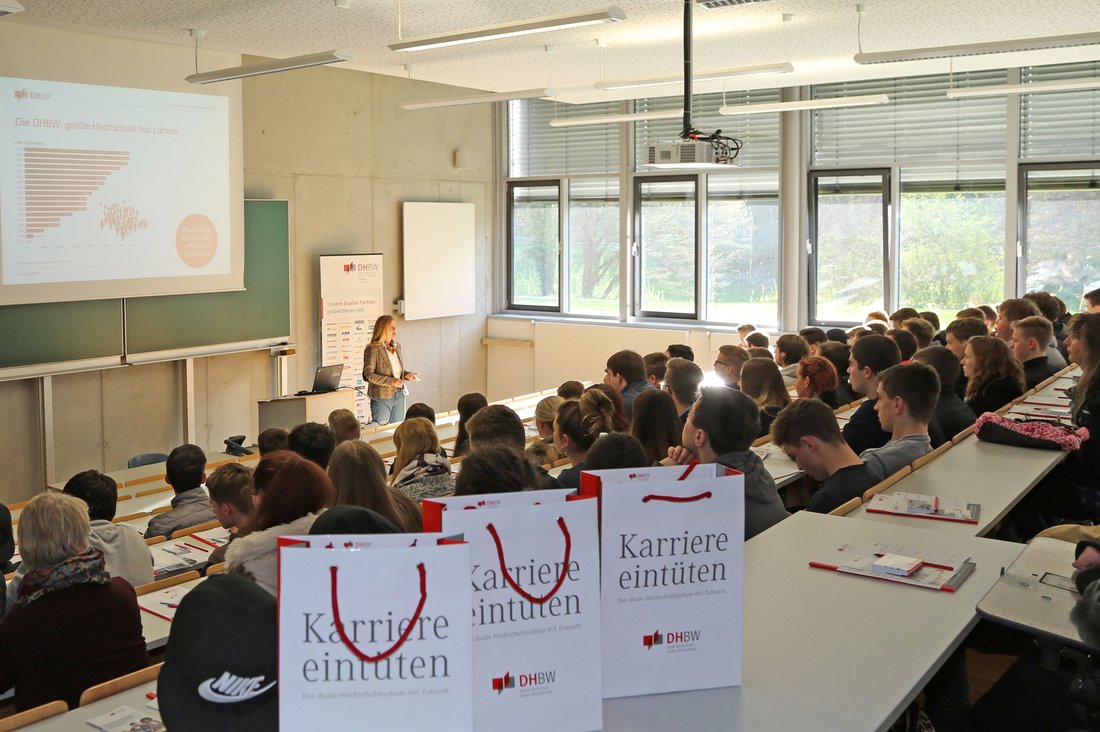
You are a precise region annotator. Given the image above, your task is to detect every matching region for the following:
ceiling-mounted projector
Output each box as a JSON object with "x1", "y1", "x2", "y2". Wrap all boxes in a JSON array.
[
  {"x1": 0, "y1": 0, "x2": 25, "y2": 17},
  {"x1": 643, "y1": 141, "x2": 737, "y2": 168}
]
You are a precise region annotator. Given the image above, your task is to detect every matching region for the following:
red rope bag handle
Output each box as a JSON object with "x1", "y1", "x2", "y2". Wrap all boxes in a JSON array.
[
  {"x1": 485, "y1": 517, "x2": 571, "y2": 605},
  {"x1": 329, "y1": 562, "x2": 427, "y2": 663}
]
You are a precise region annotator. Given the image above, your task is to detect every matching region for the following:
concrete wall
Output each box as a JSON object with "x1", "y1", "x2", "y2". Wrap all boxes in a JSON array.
[{"x1": 0, "y1": 25, "x2": 493, "y2": 504}]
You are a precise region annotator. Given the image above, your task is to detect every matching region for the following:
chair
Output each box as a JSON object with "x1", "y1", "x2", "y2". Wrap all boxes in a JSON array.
[
  {"x1": 170, "y1": 519, "x2": 221, "y2": 539},
  {"x1": 127, "y1": 453, "x2": 168, "y2": 469},
  {"x1": 951, "y1": 424, "x2": 976, "y2": 443},
  {"x1": 135, "y1": 484, "x2": 172, "y2": 498},
  {"x1": 78, "y1": 662, "x2": 163, "y2": 707},
  {"x1": 862, "y1": 466, "x2": 914, "y2": 502},
  {"x1": 0, "y1": 700, "x2": 68, "y2": 731},
  {"x1": 112, "y1": 511, "x2": 148, "y2": 524},
  {"x1": 752, "y1": 434, "x2": 772, "y2": 447},
  {"x1": 206, "y1": 561, "x2": 227, "y2": 575},
  {"x1": 146, "y1": 535, "x2": 167, "y2": 546},
  {"x1": 134, "y1": 570, "x2": 201, "y2": 596},
  {"x1": 911, "y1": 442, "x2": 952, "y2": 470},
  {"x1": 829, "y1": 496, "x2": 863, "y2": 516}
]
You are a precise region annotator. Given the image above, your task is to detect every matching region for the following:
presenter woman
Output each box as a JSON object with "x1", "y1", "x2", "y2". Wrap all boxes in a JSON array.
[{"x1": 362, "y1": 315, "x2": 419, "y2": 426}]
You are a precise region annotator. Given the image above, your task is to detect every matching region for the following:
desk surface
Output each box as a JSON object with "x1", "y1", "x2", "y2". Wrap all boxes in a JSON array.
[
  {"x1": 17, "y1": 681, "x2": 159, "y2": 732},
  {"x1": 977, "y1": 537, "x2": 1100, "y2": 653},
  {"x1": 605, "y1": 511, "x2": 1022, "y2": 732},
  {"x1": 140, "y1": 576, "x2": 207, "y2": 651}
]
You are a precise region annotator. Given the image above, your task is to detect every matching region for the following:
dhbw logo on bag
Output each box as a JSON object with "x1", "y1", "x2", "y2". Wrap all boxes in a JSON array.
[
  {"x1": 642, "y1": 630, "x2": 663, "y2": 648},
  {"x1": 491, "y1": 672, "x2": 515, "y2": 693},
  {"x1": 491, "y1": 670, "x2": 557, "y2": 694},
  {"x1": 643, "y1": 629, "x2": 701, "y2": 650}
]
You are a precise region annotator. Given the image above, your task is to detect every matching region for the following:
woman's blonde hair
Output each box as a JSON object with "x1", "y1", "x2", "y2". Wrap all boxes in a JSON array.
[
  {"x1": 533, "y1": 395, "x2": 564, "y2": 429},
  {"x1": 327, "y1": 408, "x2": 361, "y2": 444},
  {"x1": 740, "y1": 358, "x2": 793, "y2": 411},
  {"x1": 370, "y1": 315, "x2": 396, "y2": 345},
  {"x1": 391, "y1": 417, "x2": 441, "y2": 484},
  {"x1": 19, "y1": 492, "x2": 91, "y2": 568},
  {"x1": 328, "y1": 440, "x2": 401, "y2": 525},
  {"x1": 965, "y1": 336, "x2": 1025, "y2": 401}
]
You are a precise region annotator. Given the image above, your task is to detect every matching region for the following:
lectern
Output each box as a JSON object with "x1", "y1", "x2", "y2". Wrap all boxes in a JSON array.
[{"x1": 257, "y1": 390, "x2": 356, "y2": 433}]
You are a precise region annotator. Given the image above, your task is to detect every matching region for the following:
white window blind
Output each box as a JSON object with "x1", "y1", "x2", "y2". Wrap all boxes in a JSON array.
[
  {"x1": 811, "y1": 71, "x2": 1008, "y2": 167},
  {"x1": 508, "y1": 99, "x2": 621, "y2": 177},
  {"x1": 1020, "y1": 61, "x2": 1100, "y2": 160},
  {"x1": 634, "y1": 89, "x2": 781, "y2": 169}
]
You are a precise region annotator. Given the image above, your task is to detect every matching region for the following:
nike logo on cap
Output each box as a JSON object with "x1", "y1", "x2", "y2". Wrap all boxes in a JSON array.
[{"x1": 198, "y1": 672, "x2": 276, "y2": 703}]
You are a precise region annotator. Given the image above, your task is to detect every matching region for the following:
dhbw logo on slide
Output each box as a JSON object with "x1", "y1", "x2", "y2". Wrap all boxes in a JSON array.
[
  {"x1": 643, "y1": 628, "x2": 701, "y2": 650},
  {"x1": 491, "y1": 670, "x2": 556, "y2": 694},
  {"x1": 13, "y1": 89, "x2": 51, "y2": 100},
  {"x1": 343, "y1": 261, "x2": 380, "y2": 273}
]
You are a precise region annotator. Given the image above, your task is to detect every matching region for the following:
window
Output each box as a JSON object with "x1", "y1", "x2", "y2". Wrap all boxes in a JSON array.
[
  {"x1": 707, "y1": 173, "x2": 779, "y2": 326},
  {"x1": 568, "y1": 179, "x2": 620, "y2": 316},
  {"x1": 1021, "y1": 165, "x2": 1100, "y2": 306},
  {"x1": 1020, "y1": 62, "x2": 1100, "y2": 160},
  {"x1": 635, "y1": 178, "x2": 697, "y2": 317},
  {"x1": 809, "y1": 172, "x2": 888, "y2": 324},
  {"x1": 508, "y1": 99, "x2": 620, "y2": 177},
  {"x1": 508, "y1": 183, "x2": 559, "y2": 310}
]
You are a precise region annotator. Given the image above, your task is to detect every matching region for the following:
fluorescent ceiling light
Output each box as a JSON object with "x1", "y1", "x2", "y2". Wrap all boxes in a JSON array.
[
  {"x1": 854, "y1": 32, "x2": 1100, "y2": 65},
  {"x1": 185, "y1": 50, "x2": 352, "y2": 84},
  {"x1": 549, "y1": 109, "x2": 683, "y2": 128},
  {"x1": 388, "y1": 6, "x2": 626, "y2": 52},
  {"x1": 403, "y1": 88, "x2": 555, "y2": 110},
  {"x1": 719, "y1": 93, "x2": 889, "y2": 116},
  {"x1": 0, "y1": 0, "x2": 24, "y2": 18},
  {"x1": 594, "y1": 62, "x2": 794, "y2": 91},
  {"x1": 946, "y1": 77, "x2": 1100, "y2": 99}
]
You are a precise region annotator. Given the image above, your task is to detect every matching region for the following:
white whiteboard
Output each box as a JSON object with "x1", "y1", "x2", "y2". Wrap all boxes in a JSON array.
[{"x1": 402, "y1": 202, "x2": 475, "y2": 321}]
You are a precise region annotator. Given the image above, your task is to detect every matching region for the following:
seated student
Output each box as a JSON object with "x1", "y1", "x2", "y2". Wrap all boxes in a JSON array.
[
  {"x1": 1011, "y1": 315, "x2": 1062, "y2": 388},
  {"x1": 0, "y1": 493, "x2": 149, "y2": 711},
  {"x1": 1086, "y1": 287, "x2": 1100, "y2": 314},
  {"x1": 902, "y1": 317, "x2": 935, "y2": 350},
  {"x1": 666, "y1": 343, "x2": 694, "y2": 361},
  {"x1": 454, "y1": 447, "x2": 539, "y2": 496},
  {"x1": 794, "y1": 356, "x2": 840, "y2": 408},
  {"x1": 919, "y1": 311, "x2": 946, "y2": 345},
  {"x1": 745, "y1": 331, "x2": 770, "y2": 349},
  {"x1": 889, "y1": 307, "x2": 920, "y2": 329},
  {"x1": 962, "y1": 336, "x2": 1026, "y2": 415},
  {"x1": 204, "y1": 463, "x2": 255, "y2": 566},
  {"x1": 770, "y1": 398, "x2": 880, "y2": 515},
  {"x1": 843, "y1": 335, "x2": 901, "y2": 455},
  {"x1": 865, "y1": 309, "x2": 889, "y2": 325},
  {"x1": 256, "y1": 427, "x2": 289, "y2": 455},
  {"x1": 644, "y1": 352, "x2": 668, "y2": 388},
  {"x1": 912, "y1": 346, "x2": 977, "y2": 440},
  {"x1": 327, "y1": 408, "x2": 361, "y2": 445},
  {"x1": 557, "y1": 380, "x2": 584, "y2": 400},
  {"x1": 145, "y1": 444, "x2": 215, "y2": 540},
  {"x1": 584, "y1": 432, "x2": 650, "y2": 471},
  {"x1": 997, "y1": 298, "x2": 1066, "y2": 370},
  {"x1": 774, "y1": 334, "x2": 810, "y2": 387},
  {"x1": 818, "y1": 341, "x2": 859, "y2": 405},
  {"x1": 886, "y1": 328, "x2": 918, "y2": 362},
  {"x1": 310, "y1": 504, "x2": 401, "y2": 535},
  {"x1": 713, "y1": 344, "x2": 751, "y2": 389},
  {"x1": 288, "y1": 421, "x2": 337, "y2": 470},
  {"x1": 0, "y1": 501, "x2": 12, "y2": 573},
  {"x1": 865, "y1": 321, "x2": 888, "y2": 335},
  {"x1": 225, "y1": 450, "x2": 334, "y2": 595},
  {"x1": 859, "y1": 363, "x2": 937, "y2": 481},
  {"x1": 453, "y1": 392, "x2": 489, "y2": 458},
  {"x1": 978, "y1": 304, "x2": 999, "y2": 334},
  {"x1": 799, "y1": 327, "x2": 828, "y2": 356},
  {"x1": 826, "y1": 327, "x2": 849, "y2": 344},
  {"x1": 661, "y1": 387, "x2": 788, "y2": 538},
  {"x1": 736, "y1": 323, "x2": 756, "y2": 349},
  {"x1": 847, "y1": 325, "x2": 871, "y2": 342},
  {"x1": 739, "y1": 358, "x2": 792, "y2": 437},
  {"x1": 8, "y1": 470, "x2": 155, "y2": 606},
  {"x1": 467, "y1": 404, "x2": 562, "y2": 491},
  {"x1": 328, "y1": 439, "x2": 419, "y2": 531},
  {"x1": 945, "y1": 316, "x2": 989, "y2": 399},
  {"x1": 663, "y1": 357, "x2": 704, "y2": 424},
  {"x1": 1065, "y1": 313, "x2": 1100, "y2": 499},
  {"x1": 584, "y1": 383, "x2": 630, "y2": 432},
  {"x1": 748, "y1": 346, "x2": 774, "y2": 360},
  {"x1": 390, "y1": 418, "x2": 453, "y2": 501},
  {"x1": 555, "y1": 391, "x2": 616, "y2": 489},
  {"x1": 406, "y1": 402, "x2": 449, "y2": 459},
  {"x1": 525, "y1": 395, "x2": 565, "y2": 467},
  {"x1": 630, "y1": 389, "x2": 682, "y2": 466},
  {"x1": 603, "y1": 350, "x2": 656, "y2": 420}
]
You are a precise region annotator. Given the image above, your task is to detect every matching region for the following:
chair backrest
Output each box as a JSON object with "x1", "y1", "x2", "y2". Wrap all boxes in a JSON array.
[
  {"x1": 171, "y1": 519, "x2": 221, "y2": 539},
  {"x1": 206, "y1": 561, "x2": 227, "y2": 575},
  {"x1": 829, "y1": 496, "x2": 863, "y2": 517},
  {"x1": 127, "y1": 452, "x2": 168, "y2": 469},
  {"x1": 751, "y1": 434, "x2": 771, "y2": 447},
  {"x1": 134, "y1": 570, "x2": 201, "y2": 596},
  {"x1": 951, "y1": 424, "x2": 976, "y2": 443},
  {"x1": 911, "y1": 442, "x2": 951, "y2": 471},
  {"x1": 79, "y1": 662, "x2": 163, "y2": 707},
  {"x1": 113, "y1": 511, "x2": 148, "y2": 524},
  {"x1": 135, "y1": 484, "x2": 173, "y2": 498},
  {"x1": 146, "y1": 535, "x2": 167, "y2": 546},
  {"x1": 862, "y1": 465, "x2": 914, "y2": 502},
  {"x1": 0, "y1": 700, "x2": 68, "y2": 731}
]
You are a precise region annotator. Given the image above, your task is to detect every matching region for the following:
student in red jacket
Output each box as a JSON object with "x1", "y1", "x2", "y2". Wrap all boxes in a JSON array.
[{"x1": 0, "y1": 493, "x2": 148, "y2": 710}]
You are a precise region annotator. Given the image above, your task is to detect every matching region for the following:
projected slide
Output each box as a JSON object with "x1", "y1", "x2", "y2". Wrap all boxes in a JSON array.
[{"x1": 0, "y1": 76, "x2": 240, "y2": 305}]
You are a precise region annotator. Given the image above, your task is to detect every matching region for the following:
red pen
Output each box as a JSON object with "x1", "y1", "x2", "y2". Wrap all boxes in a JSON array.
[{"x1": 182, "y1": 541, "x2": 209, "y2": 553}]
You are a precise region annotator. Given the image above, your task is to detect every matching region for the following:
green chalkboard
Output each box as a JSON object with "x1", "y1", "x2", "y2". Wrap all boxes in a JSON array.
[
  {"x1": 125, "y1": 200, "x2": 290, "y2": 353},
  {"x1": 0, "y1": 298, "x2": 123, "y2": 368}
]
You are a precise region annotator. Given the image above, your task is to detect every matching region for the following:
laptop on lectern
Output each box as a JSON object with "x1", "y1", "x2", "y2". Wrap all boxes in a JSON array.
[{"x1": 310, "y1": 364, "x2": 345, "y2": 393}]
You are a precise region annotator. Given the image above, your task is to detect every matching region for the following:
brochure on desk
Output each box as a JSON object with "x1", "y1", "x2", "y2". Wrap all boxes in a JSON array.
[
  {"x1": 86, "y1": 704, "x2": 164, "y2": 731},
  {"x1": 809, "y1": 543, "x2": 975, "y2": 592},
  {"x1": 866, "y1": 492, "x2": 980, "y2": 524}
]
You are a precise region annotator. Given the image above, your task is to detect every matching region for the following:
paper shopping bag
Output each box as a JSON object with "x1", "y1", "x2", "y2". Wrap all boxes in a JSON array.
[
  {"x1": 431, "y1": 493, "x2": 603, "y2": 732},
  {"x1": 593, "y1": 463, "x2": 744, "y2": 698},
  {"x1": 421, "y1": 488, "x2": 571, "y2": 532},
  {"x1": 278, "y1": 538, "x2": 473, "y2": 731}
]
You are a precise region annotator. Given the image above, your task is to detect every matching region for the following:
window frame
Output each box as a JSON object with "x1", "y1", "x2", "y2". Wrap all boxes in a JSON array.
[
  {"x1": 506, "y1": 179, "x2": 562, "y2": 313},
  {"x1": 631, "y1": 173, "x2": 702, "y2": 321}
]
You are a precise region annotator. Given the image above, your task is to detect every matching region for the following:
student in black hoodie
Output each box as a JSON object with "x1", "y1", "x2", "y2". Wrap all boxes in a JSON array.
[
  {"x1": 842, "y1": 335, "x2": 900, "y2": 455},
  {"x1": 1010, "y1": 315, "x2": 1062, "y2": 388}
]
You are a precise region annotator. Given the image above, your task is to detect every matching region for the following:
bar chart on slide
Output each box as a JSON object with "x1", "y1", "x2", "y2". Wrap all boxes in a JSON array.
[{"x1": 20, "y1": 145, "x2": 132, "y2": 240}]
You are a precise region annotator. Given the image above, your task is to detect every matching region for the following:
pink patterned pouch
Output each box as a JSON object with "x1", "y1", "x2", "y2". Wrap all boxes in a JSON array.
[{"x1": 975, "y1": 412, "x2": 1090, "y2": 451}]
